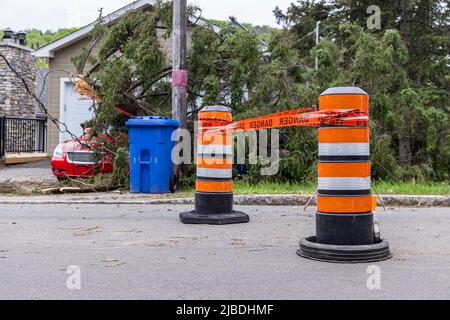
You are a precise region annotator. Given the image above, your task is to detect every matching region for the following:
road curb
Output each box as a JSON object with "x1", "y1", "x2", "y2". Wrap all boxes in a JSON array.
[
  {"x1": 0, "y1": 194, "x2": 448, "y2": 207},
  {"x1": 235, "y1": 194, "x2": 450, "y2": 207}
]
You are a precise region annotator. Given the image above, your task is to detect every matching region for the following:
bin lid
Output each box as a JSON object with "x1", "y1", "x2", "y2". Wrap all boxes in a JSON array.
[
  {"x1": 320, "y1": 87, "x2": 368, "y2": 96},
  {"x1": 126, "y1": 116, "x2": 180, "y2": 128}
]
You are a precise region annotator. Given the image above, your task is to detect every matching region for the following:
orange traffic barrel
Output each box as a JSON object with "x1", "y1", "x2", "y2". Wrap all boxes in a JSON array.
[
  {"x1": 180, "y1": 106, "x2": 249, "y2": 225},
  {"x1": 298, "y1": 87, "x2": 391, "y2": 263}
]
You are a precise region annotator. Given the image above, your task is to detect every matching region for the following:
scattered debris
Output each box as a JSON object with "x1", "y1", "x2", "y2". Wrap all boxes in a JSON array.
[
  {"x1": 104, "y1": 262, "x2": 126, "y2": 268},
  {"x1": 101, "y1": 258, "x2": 120, "y2": 263},
  {"x1": 101, "y1": 258, "x2": 126, "y2": 268},
  {"x1": 60, "y1": 225, "x2": 104, "y2": 236},
  {"x1": 230, "y1": 239, "x2": 246, "y2": 246},
  {"x1": 41, "y1": 186, "x2": 116, "y2": 194},
  {"x1": 113, "y1": 228, "x2": 141, "y2": 233}
]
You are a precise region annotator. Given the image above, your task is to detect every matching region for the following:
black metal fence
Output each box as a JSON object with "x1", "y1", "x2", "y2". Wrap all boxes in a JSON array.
[{"x1": 0, "y1": 116, "x2": 47, "y2": 157}]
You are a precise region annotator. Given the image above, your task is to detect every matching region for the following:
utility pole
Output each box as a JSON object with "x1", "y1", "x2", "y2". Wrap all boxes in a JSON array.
[
  {"x1": 315, "y1": 21, "x2": 321, "y2": 70},
  {"x1": 172, "y1": 0, "x2": 188, "y2": 185},
  {"x1": 314, "y1": 21, "x2": 321, "y2": 111},
  {"x1": 229, "y1": 16, "x2": 268, "y2": 49},
  {"x1": 172, "y1": 0, "x2": 188, "y2": 129}
]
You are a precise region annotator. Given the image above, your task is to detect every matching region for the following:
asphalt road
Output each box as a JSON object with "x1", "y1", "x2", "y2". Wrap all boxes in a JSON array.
[{"x1": 0, "y1": 204, "x2": 449, "y2": 300}]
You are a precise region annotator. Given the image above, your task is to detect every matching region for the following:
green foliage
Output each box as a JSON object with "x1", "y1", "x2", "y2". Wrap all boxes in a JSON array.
[
  {"x1": 112, "y1": 147, "x2": 130, "y2": 189},
  {"x1": 180, "y1": 180, "x2": 450, "y2": 196},
  {"x1": 25, "y1": 28, "x2": 79, "y2": 49},
  {"x1": 273, "y1": 0, "x2": 450, "y2": 182},
  {"x1": 0, "y1": 28, "x2": 79, "y2": 50},
  {"x1": 188, "y1": 23, "x2": 261, "y2": 112},
  {"x1": 1, "y1": 28, "x2": 78, "y2": 68},
  {"x1": 73, "y1": 0, "x2": 449, "y2": 190}
]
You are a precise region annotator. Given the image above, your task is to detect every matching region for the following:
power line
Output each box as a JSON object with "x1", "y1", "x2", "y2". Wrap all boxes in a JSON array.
[{"x1": 0, "y1": 53, "x2": 90, "y2": 148}]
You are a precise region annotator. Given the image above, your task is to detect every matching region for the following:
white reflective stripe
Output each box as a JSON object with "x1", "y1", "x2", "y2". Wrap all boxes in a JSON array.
[
  {"x1": 343, "y1": 116, "x2": 369, "y2": 121},
  {"x1": 318, "y1": 177, "x2": 371, "y2": 190},
  {"x1": 325, "y1": 109, "x2": 352, "y2": 112},
  {"x1": 319, "y1": 143, "x2": 369, "y2": 156},
  {"x1": 197, "y1": 144, "x2": 233, "y2": 155},
  {"x1": 197, "y1": 168, "x2": 232, "y2": 179},
  {"x1": 321, "y1": 87, "x2": 368, "y2": 96},
  {"x1": 201, "y1": 105, "x2": 232, "y2": 112},
  {"x1": 201, "y1": 126, "x2": 232, "y2": 132}
]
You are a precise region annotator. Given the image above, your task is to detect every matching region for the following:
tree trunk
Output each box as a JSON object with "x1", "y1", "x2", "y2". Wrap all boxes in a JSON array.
[
  {"x1": 399, "y1": 0, "x2": 411, "y2": 167},
  {"x1": 399, "y1": 136, "x2": 412, "y2": 167},
  {"x1": 400, "y1": 0, "x2": 410, "y2": 45}
]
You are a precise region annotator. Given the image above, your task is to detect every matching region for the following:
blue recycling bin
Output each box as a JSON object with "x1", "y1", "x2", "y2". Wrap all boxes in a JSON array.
[{"x1": 126, "y1": 116, "x2": 180, "y2": 194}]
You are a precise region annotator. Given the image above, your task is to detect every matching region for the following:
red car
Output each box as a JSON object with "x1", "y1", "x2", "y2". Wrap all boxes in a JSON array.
[{"x1": 51, "y1": 130, "x2": 114, "y2": 179}]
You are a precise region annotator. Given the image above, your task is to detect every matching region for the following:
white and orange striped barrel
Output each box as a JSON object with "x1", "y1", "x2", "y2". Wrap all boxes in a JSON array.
[
  {"x1": 181, "y1": 105, "x2": 249, "y2": 223},
  {"x1": 196, "y1": 106, "x2": 233, "y2": 200},
  {"x1": 317, "y1": 87, "x2": 372, "y2": 213},
  {"x1": 194, "y1": 106, "x2": 235, "y2": 214},
  {"x1": 180, "y1": 105, "x2": 249, "y2": 224}
]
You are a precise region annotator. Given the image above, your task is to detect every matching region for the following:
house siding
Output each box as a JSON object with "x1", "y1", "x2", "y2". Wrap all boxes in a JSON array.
[{"x1": 47, "y1": 37, "x2": 97, "y2": 155}]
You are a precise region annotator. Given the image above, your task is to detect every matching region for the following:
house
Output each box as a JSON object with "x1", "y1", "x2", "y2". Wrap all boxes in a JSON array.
[
  {"x1": 0, "y1": 29, "x2": 48, "y2": 164},
  {"x1": 33, "y1": 0, "x2": 185, "y2": 156},
  {"x1": 0, "y1": 29, "x2": 37, "y2": 118}
]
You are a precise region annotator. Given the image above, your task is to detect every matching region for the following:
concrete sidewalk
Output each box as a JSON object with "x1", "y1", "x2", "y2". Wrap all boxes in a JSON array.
[
  {"x1": 0, "y1": 192, "x2": 448, "y2": 207},
  {"x1": 0, "y1": 160, "x2": 57, "y2": 193},
  {"x1": 0, "y1": 160, "x2": 53, "y2": 181}
]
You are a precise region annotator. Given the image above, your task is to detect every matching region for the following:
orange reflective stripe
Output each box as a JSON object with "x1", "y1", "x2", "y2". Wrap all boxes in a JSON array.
[
  {"x1": 317, "y1": 196, "x2": 373, "y2": 213},
  {"x1": 318, "y1": 162, "x2": 371, "y2": 178},
  {"x1": 198, "y1": 135, "x2": 232, "y2": 146},
  {"x1": 372, "y1": 195, "x2": 378, "y2": 211},
  {"x1": 196, "y1": 180, "x2": 233, "y2": 193},
  {"x1": 319, "y1": 94, "x2": 369, "y2": 112},
  {"x1": 319, "y1": 128, "x2": 370, "y2": 143},
  {"x1": 199, "y1": 111, "x2": 232, "y2": 122},
  {"x1": 197, "y1": 157, "x2": 233, "y2": 166}
]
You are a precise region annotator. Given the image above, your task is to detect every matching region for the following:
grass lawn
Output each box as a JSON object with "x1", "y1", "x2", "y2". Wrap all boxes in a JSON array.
[
  {"x1": 372, "y1": 181, "x2": 450, "y2": 195},
  {"x1": 179, "y1": 180, "x2": 450, "y2": 196}
]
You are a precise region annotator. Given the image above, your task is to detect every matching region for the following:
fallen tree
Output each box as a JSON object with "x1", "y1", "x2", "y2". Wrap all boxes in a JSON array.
[{"x1": 71, "y1": 0, "x2": 450, "y2": 190}]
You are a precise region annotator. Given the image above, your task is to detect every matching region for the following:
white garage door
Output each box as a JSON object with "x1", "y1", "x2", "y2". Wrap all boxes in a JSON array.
[{"x1": 60, "y1": 81, "x2": 94, "y2": 142}]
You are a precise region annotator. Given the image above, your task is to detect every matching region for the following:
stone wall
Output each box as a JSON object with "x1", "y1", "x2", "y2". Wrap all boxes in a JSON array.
[
  {"x1": 35, "y1": 68, "x2": 48, "y2": 116},
  {"x1": 0, "y1": 42, "x2": 37, "y2": 118}
]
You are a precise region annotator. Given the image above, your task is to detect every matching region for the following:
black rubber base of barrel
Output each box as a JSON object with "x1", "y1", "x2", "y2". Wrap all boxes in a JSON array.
[
  {"x1": 195, "y1": 192, "x2": 233, "y2": 214},
  {"x1": 316, "y1": 212, "x2": 374, "y2": 245},
  {"x1": 297, "y1": 236, "x2": 392, "y2": 263},
  {"x1": 180, "y1": 211, "x2": 249, "y2": 225}
]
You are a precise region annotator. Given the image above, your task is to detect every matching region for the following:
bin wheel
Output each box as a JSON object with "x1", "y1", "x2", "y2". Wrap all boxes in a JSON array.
[{"x1": 169, "y1": 174, "x2": 177, "y2": 193}]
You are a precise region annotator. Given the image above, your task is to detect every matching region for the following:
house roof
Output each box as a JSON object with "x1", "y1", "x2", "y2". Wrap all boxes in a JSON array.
[{"x1": 33, "y1": 0, "x2": 156, "y2": 58}]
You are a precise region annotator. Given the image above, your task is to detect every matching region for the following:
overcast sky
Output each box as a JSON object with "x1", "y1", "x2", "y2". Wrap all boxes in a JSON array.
[{"x1": 0, "y1": 0, "x2": 294, "y2": 32}]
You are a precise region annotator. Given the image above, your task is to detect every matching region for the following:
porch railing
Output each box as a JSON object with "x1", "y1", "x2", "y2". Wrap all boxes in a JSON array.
[{"x1": 0, "y1": 116, "x2": 47, "y2": 157}]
